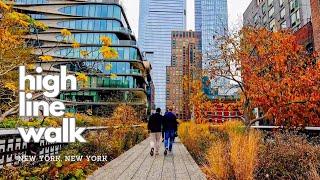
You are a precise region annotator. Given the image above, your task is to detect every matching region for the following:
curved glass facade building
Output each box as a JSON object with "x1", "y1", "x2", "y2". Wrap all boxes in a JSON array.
[{"x1": 12, "y1": 0, "x2": 153, "y2": 119}]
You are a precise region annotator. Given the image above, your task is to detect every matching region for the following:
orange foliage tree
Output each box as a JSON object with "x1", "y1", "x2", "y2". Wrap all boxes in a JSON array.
[
  {"x1": 208, "y1": 27, "x2": 320, "y2": 126},
  {"x1": 183, "y1": 77, "x2": 233, "y2": 124}
]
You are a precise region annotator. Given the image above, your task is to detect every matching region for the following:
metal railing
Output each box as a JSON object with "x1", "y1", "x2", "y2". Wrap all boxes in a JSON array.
[
  {"x1": 0, "y1": 126, "x2": 116, "y2": 169},
  {"x1": 0, "y1": 129, "x2": 62, "y2": 169}
]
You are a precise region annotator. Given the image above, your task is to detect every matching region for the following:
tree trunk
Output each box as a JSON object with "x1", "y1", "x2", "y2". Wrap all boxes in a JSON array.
[
  {"x1": 0, "y1": 104, "x2": 19, "y2": 121},
  {"x1": 0, "y1": 93, "x2": 43, "y2": 122}
]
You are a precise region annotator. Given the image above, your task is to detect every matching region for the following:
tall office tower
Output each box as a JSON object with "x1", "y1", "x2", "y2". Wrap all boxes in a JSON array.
[
  {"x1": 243, "y1": 0, "x2": 311, "y2": 32},
  {"x1": 12, "y1": 0, "x2": 152, "y2": 119},
  {"x1": 166, "y1": 31, "x2": 202, "y2": 120},
  {"x1": 139, "y1": 0, "x2": 186, "y2": 111},
  {"x1": 195, "y1": 0, "x2": 228, "y2": 66},
  {"x1": 194, "y1": 0, "x2": 229, "y2": 97}
]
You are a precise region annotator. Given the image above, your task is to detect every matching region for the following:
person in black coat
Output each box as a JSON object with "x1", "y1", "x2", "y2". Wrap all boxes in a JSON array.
[
  {"x1": 147, "y1": 108, "x2": 163, "y2": 156},
  {"x1": 163, "y1": 109, "x2": 178, "y2": 155}
]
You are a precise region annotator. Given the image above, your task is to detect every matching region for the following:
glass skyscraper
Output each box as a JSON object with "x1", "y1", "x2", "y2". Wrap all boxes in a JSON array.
[
  {"x1": 139, "y1": 0, "x2": 186, "y2": 111},
  {"x1": 195, "y1": 0, "x2": 231, "y2": 96},
  {"x1": 195, "y1": 0, "x2": 228, "y2": 66}
]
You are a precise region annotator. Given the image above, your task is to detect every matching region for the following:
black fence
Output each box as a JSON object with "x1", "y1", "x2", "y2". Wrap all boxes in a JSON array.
[{"x1": 0, "y1": 127, "x2": 111, "y2": 169}]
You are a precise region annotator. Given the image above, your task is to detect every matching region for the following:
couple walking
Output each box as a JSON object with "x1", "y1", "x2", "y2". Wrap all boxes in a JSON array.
[{"x1": 147, "y1": 108, "x2": 178, "y2": 156}]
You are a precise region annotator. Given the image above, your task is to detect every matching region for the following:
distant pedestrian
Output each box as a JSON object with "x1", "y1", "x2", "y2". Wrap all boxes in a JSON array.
[
  {"x1": 163, "y1": 108, "x2": 178, "y2": 155},
  {"x1": 147, "y1": 108, "x2": 163, "y2": 156}
]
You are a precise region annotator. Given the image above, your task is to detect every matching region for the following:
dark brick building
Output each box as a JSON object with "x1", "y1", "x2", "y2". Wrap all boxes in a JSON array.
[
  {"x1": 294, "y1": 21, "x2": 314, "y2": 53},
  {"x1": 166, "y1": 31, "x2": 202, "y2": 120}
]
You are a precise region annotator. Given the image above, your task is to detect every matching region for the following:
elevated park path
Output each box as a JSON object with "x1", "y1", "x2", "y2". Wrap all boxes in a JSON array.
[{"x1": 88, "y1": 138, "x2": 207, "y2": 180}]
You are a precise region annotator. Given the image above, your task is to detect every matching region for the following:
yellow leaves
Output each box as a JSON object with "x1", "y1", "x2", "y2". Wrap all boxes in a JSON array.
[
  {"x1": 60, "y1": 29, "x2": 71, "y2": 37},
  {"x1": 0, "y1": 1, "x2": 10, "y2": 10},
  {"x1": 0, "y1": 8, "x2": 35, "y2": 113},
  {"x1": 7, "y1": 12, "x2": 30, "y2": 27},
  {"x1": 105, "y1": 63, "x2": 112, "y2": 71},
  {"x1": 34, "y1": 21, "x2": 48, "y2": 30},
  {"x1": 65, "y1": 112, "x2": 75, "y2": 118},
  {"x1": 99, "y1": 36, "x2": 118, "y2": 59},
  {"x1": 100, "y1": 46, "x2": 118, "y2": 59},
  {"x1": 110, "y1": 73, "x2": 117, "y2": 79},
  {"x1": 39, "y1": 55, "x2": 53, "y2": 61},
  {"x1": 111, "y1": 104, "x2": 140, "y2": 124},
  {"x1": 80, "y1": 50, "x2": 89, "y2": 57},
  {"x1": 26, "y1": 64, "x2": 36, "y2": 70},
  {"x1": 4, "y1": 82, "x2": 17, "y2": 91},
  {"x1": 100, "y1": 36, "x2": 112, "y2": 46},
  {"x1": 71, "y1": 41, "x2": 80, "y2": 48},
  {"x1": 76, "y1": 72, "x2": 88, "y2": 83}
]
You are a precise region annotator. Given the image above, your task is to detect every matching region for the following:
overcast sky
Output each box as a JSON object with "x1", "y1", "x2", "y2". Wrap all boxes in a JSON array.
[{"x1": 120, "y1": 0, "x2": 252, "y2": 38}]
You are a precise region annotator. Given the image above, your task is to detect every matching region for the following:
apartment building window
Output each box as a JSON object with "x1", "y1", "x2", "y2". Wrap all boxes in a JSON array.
[
  {"x1": 268, "y1": 0, "x2": 273, "y2": 6},
  {"x1": 257, "y1": 0, "x2": 264, "y2": 5},
  {"x1": 280, "y1": 8, "x2": 286, "y2": 19},
  {"x1": 253, "y1": 14, "x2": 259, "y2": 24},
  {"x1": 172, "y1": 41, "x2": 176, "y2": 49},
  {"x1": 269, "y1": 19, "x2": 276, "y2": 31},
  {"x1": 172, "y1": 55, "x2": 176, "y2": 66},
  {"x1": 290, "y1": 0, "x2": 299, "y2": 12},
  {"x1": 279, "y1": 0, "x2": 284, "y2": 7},
  {"x1": 263, "y1": 15, "x2": 268, "y2": 24},
  {"x1": 291, "y1": 9, "x2": 301, "y2": 27},
  {"x1": 262, "y1": 3, "x2": 267, "y2": 14},
  {"x1": 269, "y1": 7, "x2": 274, "y2": 18},
  {"x1": 281, "y1": 21, "x2": 287, "y2": 29}
]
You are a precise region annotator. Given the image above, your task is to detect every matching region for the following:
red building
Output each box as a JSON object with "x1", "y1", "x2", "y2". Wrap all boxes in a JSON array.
[
  {"x1": 205, "y1": 99, "x2": 242, "y2": 124},
  {"x1": 294, "y1": 21, "x2": 314, "y2": 53}
]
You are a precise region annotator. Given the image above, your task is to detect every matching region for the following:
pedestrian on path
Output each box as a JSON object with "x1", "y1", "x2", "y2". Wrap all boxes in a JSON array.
[
  {"x1": 163, "y1": 108, "x2": 178, "y2": 155},
  {"x1": 147, "y1": 108, "x2": 163, "y2": 156}
]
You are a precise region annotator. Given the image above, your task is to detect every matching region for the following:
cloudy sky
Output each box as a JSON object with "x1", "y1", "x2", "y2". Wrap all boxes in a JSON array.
[{"x1": 120, "y1": 0, "x2": 252, "y2": 38}]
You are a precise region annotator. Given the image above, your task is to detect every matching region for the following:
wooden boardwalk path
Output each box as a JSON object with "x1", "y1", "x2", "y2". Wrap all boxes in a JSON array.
[{"x1": 88, "y1": 138, "x2": 207, "y2": 180}]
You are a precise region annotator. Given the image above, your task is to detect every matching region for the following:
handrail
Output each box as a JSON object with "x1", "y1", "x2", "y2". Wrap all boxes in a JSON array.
[{"x1": 0, "y1": 125, "x2": 144, "y2": 168}]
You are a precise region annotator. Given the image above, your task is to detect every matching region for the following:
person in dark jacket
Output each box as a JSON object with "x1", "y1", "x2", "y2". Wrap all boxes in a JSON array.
[
  {"x1": 147, "y1": 108, "x2": 163, "y2": 156},
  {"x1": 163, "y1": 109, "x2": 178, "y2": 155}
]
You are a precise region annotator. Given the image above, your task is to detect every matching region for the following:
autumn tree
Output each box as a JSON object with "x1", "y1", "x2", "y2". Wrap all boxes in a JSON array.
[
  {"x1": 0, "y1": 3, "x2": 47, "y2": 116},
  {"x1": 184, "y1": 77, "x2": 238, "y2": 124},
  {"x1": 208, "y1": 27, "x2": 320, "y2": 126}
]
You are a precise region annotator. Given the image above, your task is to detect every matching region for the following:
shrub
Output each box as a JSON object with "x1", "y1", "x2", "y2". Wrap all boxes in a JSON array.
[
  {"x1": 205, "y1": 140, "x2": 230, "y2": 179},
  {"x1": 204, "y1": 129, "x2": 261, "y2": 180},
  {"x1": 255, "y1": 132, "x2": 320, "y2": 179},
  {"x1": 180, "y1": 121, "x2": 260, "y2": 180},
  {"x1": 84, "y1": 127, "x2": 147, "y2": 161},
  {"x1": 178, "y1": 122, "x2": 215, "y2": 164},
  {"x1": 0, "y1": 104, "x2": 143, "y2": 128},
  {"x1": 211, "y1": 120, "x2": 245, "y2": 135},
  {"x1": 179, "y1": 121, "x2": 320, "y2": 180},
  {"x1": 0, "y1": 117, "x2": 62, "y2": 128},
  {"x1": 228, "y1": 129, "x2": 261, "y2": 180}
]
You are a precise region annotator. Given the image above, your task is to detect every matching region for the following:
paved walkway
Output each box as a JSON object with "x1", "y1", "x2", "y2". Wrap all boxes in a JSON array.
[{"x1": 88, "y1": 138, "x2": 207, "y2": 180}]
